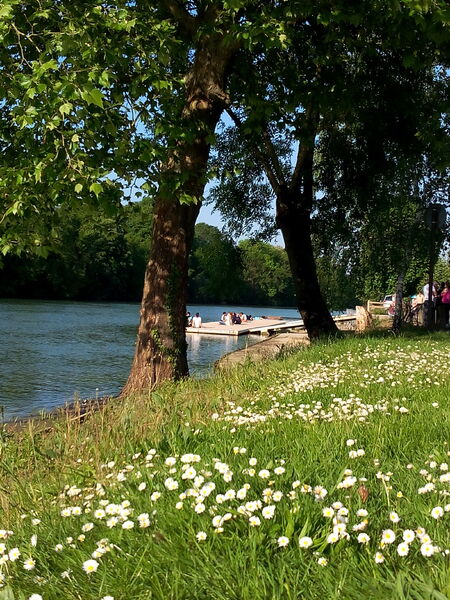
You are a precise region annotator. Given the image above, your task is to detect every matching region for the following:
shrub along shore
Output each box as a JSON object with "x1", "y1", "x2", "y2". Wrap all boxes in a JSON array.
[{"x1": 1, "y1": 331, "x2": 450, "y2": 600}]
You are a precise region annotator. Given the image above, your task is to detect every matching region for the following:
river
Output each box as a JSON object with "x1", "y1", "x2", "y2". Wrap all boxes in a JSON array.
[{"x1": 0, "y1": 300, "x2": 300, "y2": 420}]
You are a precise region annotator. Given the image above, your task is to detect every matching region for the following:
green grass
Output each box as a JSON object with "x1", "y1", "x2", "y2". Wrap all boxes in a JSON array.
[{"x1": 0, "y1": 331, "x2": 449, "y2": 600}]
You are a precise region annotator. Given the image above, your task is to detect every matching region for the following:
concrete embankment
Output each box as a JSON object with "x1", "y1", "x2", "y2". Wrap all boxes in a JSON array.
[
  {"x1": 215, "y1": 332, "x2": 310, "y2": 369},
  {"x1": 214, "y1": 314, "x2": 357, "y2": 369}
]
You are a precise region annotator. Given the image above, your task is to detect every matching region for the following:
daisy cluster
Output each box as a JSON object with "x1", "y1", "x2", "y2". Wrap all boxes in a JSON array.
[
  {"x1": 2, "y1": 440, "x2": 449, "y2": 598},
  {"x1": 212, "y1": 343, "x2": 449, "y2": 428}
]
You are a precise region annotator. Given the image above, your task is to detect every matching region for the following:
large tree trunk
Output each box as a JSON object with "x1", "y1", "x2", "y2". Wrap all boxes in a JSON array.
[
  {"x1": 276, "y1": 143, "x2": 338, "y2": 339},
  {"x1": 122, "y1": 39, "x2": 236, "y2": 395},
  {"x1": 122, "y1": 199, "x2": 200, "y2": 393}
]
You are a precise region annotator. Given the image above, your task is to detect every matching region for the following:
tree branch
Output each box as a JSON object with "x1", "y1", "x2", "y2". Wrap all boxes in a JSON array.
[
  {"x1": 261, "y1": 126, "x2": 287, "y2": 188},
  {"x1": 290, "y1": 106, "x2": 319, "y2": 193},
  {"x1": 226, "y1": 107, "x2": 283, "y2": 196},
  {"x1": 158, "y1": 0, "x2": 197, "y2": 38}
]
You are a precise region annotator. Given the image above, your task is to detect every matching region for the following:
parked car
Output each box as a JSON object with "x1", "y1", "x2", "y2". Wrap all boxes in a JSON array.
[{"x1": 382, "y1": 294, "x2": 394, "y2": 310}]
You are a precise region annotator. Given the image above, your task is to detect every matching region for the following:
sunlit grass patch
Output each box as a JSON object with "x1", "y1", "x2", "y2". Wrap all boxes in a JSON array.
[{"x1": 0, "y1": 333, "x2": 449, "y2": 599}]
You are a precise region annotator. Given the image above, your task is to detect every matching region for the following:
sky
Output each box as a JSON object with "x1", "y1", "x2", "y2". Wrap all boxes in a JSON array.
[{"x1": 198, "y1": 201, "x2": 222, "y2": 230}]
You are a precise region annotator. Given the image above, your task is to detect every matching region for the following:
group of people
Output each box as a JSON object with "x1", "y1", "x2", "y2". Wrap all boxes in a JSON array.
[
  {"x1": 422, "y1": 281, "x2": 450, "y2": 327},
  {"x1": 389, "y1": 281, "x2": 450, "y2": 327},
  {"x1": 185, "y1": 310, "x2": 255, "y2": 328},
  {"x1": 219, "y1": 311, "x2": 253, "y2": 326},
  {"x1": 185, "y1": 312, "x2": 202, "y2": 328}
]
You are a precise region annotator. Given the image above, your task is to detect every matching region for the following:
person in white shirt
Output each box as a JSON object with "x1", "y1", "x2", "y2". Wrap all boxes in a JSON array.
[
  {"x1": 423, "y1": 282, "x2": 437, "y2": 302},
  {"x1": 192, "y1": 312, "x2": 202, "y2": 328}
]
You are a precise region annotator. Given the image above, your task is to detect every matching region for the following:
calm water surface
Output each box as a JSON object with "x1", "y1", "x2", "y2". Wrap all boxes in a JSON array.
[{"x1": 0, "y1": 300, "x2": 300, "y2": 420}]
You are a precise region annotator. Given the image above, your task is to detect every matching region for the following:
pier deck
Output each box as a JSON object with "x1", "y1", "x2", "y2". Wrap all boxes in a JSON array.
[
  {"x1": 186, "y1": 318, "x2": 304, "y2": 336},
  {"x1": 186, "y1": 314, "x2": 356, "y2": 337}
]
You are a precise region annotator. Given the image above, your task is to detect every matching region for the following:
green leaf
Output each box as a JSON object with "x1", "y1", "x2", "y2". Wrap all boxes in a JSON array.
[
  {"x1": 0, "y1": 586, "x2": 15, "y2": 600},
  {"x1": 40, "y1": 59, "x2": 58, "y2": 72},
  {"x1": 59, "y1": 102, "x2": 73, "y2": 116},
  {"x1": 88, "y1": 88, "x2": 104, "y2": 108},
  {"x1": 285, "y1": 510, "x2": 295, "y2": 538},
  {"x1": 105, "y1": 123, "x2": 117, "y2": 135},
  {"x1": 25, "y1": 87, "x2": 36, "y2": 99},
  {"x1": 74, "y1": 183, "x2": 83, "y2": 193},
  {"x1": 34, "y1": 165, "x2": 43, "y2": 183},
  {"x1": 179, "y1": 192, "x2": 197, "y2": 205},
  {"x1": 158, "y1": 51, "x2": 170, "y2": 66},
  {"x1": 89, "y1": 182, "x2": 103, "y2": 197},
  {"x1": 10, "y1": 201, "x2": 22, "y2": 215},
  {"x1": 0, "y1": 5, "x2": 13, "y2": 18},
  {"x1": 98, "y1": 70, "x2": 110, "y2": 86},
  {"x1": 298, "y1": 517, "x2": 310, "y2": 540}
]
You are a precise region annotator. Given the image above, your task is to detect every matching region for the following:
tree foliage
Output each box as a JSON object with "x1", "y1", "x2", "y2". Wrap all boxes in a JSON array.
[
  {"x1": 237, "y1": 239, "x2": 295, "y2": 306},
  {"x1": 1, "y1": 215, "x2": 304, "y2": 307},
  {"x1": 206, "y1": 0, "x2": 450, "y2": 336},
  {"x1": 0, "y1": 0, "x2": 296, "y2": 255},
  {"x1": 0, "y1": 199, "x2": 153, "y2": 300},
  {"x1": 188, "y1": 223, "x2": 243, "y2": 304},
  {"x1": 314, "y1": 60, "x2": 450, "y2": 303}
]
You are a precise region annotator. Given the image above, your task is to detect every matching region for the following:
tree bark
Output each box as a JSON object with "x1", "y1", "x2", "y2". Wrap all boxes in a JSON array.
[
  {"x1": 277, "y1": 190, "x2": 339, "y2": 338},
  {"x1": 392, "y1": 271, "x2": 405, "y2": 333},
  {"x1": 276, "y1": 141, "x2": 338, "y2": 339},
  {"x1": 122, "y1": 39, "x2": 237, "y2": 395}
]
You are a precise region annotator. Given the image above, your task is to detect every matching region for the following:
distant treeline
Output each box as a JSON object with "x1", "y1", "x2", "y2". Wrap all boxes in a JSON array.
[
  {"x1": 0, "y1": 200, "x2": 153, "y2": 303},
  {"x1": 0, "y1": 201, "x2": 357, "y2": 309}
]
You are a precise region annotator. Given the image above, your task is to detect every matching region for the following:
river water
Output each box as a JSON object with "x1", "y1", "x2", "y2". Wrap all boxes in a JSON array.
[{"x1": 0, "y1": 300, "x2": 300, "y2": 420}]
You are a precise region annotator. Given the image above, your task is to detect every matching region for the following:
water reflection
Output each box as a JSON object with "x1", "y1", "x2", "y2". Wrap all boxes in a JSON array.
[
  {"x1": 187, "y1": 332, "x2": 253, "y2": 375},
  {"x1": 187, "y1": 331, "x2": 201, "y2": 357}
]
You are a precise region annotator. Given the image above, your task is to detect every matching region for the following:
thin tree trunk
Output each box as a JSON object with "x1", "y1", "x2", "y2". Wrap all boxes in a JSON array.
[
  {"x1": 392, "y1": 203, "x2": 423, "y2": 333},
  {"x1": 277, "y1": 191, "x2": 339, "y2": 338},
  {"x1": 392, "y1": 272, "x2": 404, "y2": 333},
  {"x1": 122, "y1": 40, "x2": 237, "y2": 395},
  {"x1": 247, "y1": 105, "x2": 338, "y2": 340},
  {"x1": 276, "y1": 140, "x2": 338, "y2": 339}
]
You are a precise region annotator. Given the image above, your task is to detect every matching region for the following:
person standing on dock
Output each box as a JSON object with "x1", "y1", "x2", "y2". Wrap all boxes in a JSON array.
[{"x1": 192, "y1": 312, "x2": 202, "y2": 328}]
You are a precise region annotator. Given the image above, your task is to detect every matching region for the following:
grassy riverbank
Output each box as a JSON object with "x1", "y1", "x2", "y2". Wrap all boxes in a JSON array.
[{"x1": 1, "y1": 332, "x2": 450, "y2": 600}]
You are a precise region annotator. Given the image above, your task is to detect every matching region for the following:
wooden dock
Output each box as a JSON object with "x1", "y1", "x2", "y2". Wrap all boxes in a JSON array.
[
  {"x1": 186, "y1": 314, "x2": 357, "y2": 337},
  {"x1": 186, "y1": 318, "x2": 304, "y2": 337}
]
